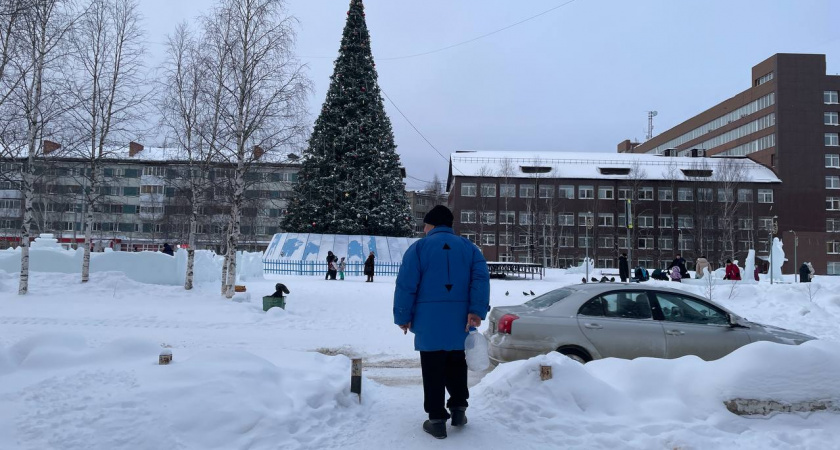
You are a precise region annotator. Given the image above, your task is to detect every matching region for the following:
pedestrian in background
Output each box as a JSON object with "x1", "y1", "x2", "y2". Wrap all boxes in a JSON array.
[
  {"x1": 695, "y1": 256, "x2": 709, "y2": 279},
  {"x1": 338, "y1": 257, "x2": 346, "y2": 280},
  {"x1": 393, "y1": 205, "x2": 490, "y2": 440},
  {"x1": 618, "y1": 253, "x2": 629, "y2": 282},
  {"x1": 364, "y1": 251, "x2": 375, "y2": 282}
]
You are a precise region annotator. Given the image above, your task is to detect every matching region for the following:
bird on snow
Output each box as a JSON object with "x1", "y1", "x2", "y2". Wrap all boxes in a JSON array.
[
  {"x1": 522, "y1": 291, "x2": 529, "y2": 296},
  {"x1": 505, "y1": 291, "x2": 509, "y2": 296},
  {"x1": 529, "y1": 290, "x2": 535, "y2": 295}
]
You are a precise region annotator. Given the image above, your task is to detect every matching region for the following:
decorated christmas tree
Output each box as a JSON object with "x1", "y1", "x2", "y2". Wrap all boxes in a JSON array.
[{"x1": 282, "y1": 0, "x2": 413, "y2": 237}]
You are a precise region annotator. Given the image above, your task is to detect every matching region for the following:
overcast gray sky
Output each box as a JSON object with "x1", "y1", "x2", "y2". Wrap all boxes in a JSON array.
[{"x1": 140, "y1": 0, "x2": 839, "y2": 190}]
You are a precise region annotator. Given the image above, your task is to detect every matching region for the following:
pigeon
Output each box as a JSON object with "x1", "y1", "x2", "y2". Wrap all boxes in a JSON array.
[
  {"x1": 529, "y1": 290, "x2": 535, "y2": 295},
  {"x1": 591, "y1": 277, "x2": 599, "y2": 282},
  {"x1": 523, "y1": 291, "x2": 529, "y2": 296},
  {"x1": 581, "y1": 277, "x2": 587, "y2": 283},
  {"x1": 505, "y1": 291, "x2": 509, "y2": 296}
]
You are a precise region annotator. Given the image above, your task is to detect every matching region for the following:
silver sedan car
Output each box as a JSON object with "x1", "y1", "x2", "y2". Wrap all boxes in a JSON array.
[{"x1": 486, "y1": 283, "x2": 815, "y2": 364}]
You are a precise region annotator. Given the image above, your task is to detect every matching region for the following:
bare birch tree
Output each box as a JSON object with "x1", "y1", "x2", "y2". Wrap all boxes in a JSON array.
[
  {"x1": 3, "y1": 0, "x2": 73, "y2": 294},
  {"x1": 66, "y1": 0, "x2": 147, "y2": 283},
  {"x1": 202, "y1": 0, "x2": 310, "y2": 297}
]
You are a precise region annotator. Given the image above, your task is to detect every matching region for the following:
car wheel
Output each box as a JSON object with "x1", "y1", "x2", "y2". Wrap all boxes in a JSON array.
[{"x1": 558, "y1": 348, "x2": 591, "y2": 364}]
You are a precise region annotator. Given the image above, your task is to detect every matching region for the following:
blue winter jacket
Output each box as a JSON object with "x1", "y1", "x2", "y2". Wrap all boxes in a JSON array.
[{"x1": 393, "y1": 226, "x2": 490, "y2": 351}]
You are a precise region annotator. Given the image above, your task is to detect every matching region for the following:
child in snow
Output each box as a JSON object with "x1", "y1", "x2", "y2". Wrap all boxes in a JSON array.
[
  {"x1": 338, "y1": 257, "x2": 346, "y2": 280},
  {"x1": 271, "y1": 283, "x2": 290, "y2": 298}
]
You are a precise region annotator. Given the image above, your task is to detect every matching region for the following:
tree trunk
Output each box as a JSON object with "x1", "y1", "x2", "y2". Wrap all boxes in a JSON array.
[
  {"x1": 185, "y1": 198, "x2": 198, "y2": 290},
  {"x1": 81, "y1": 170, "x2": 97, "y2": 283},
  {"x1": 18, "y1": 171, "x2": 34, "y2": 295}
]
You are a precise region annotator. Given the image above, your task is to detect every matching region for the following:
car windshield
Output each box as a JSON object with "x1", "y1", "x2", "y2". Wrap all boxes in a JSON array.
[{"x1": 525, "y1": 288, "x2": 575, "y2": 309}]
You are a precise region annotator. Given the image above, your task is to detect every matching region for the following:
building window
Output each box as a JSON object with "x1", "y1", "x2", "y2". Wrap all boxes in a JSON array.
[
  {"x1": 617, "y1": 187, "x2": 632, "y2": 200},
  {"x1": 659, "y1": 215, "x2": 673, "y2": 228},
  {"x1": 738, "y1": 218, "x2": 753, "y2": 230},
  {"x1": 538, "y1": 213, "x2": 553, "y2": 225},
  {"x1": 481, "y1": 234, "x2": 496, "y2": 246},
  {"x1": 658, "y1": 188, "x2": 673, "y2": 201},
  {"x1": 140, "y1": 185, "x2": 163, "y2": 195},
  {"x1": 617, "y1": 214, "x2": 626, "y2": 228},
  {"x1": 618, "y1": 236, "x2": 629, "y2": 249},
  {"x1": 829, "y1": 262, "x2": 840, "y2": 275},
  {"x1": 557, "y1": 213, "x2": 574, "y2": 226},
  {"x1": 598, "y1": 213, "x2": 614, "y2": 227},
  {"x1": 558, "y1": 234, "x2": 574, "y2": 247},
  {"x1": 755, "y1": 71, "x2": 773, "y2": 86},
  {"x1": 578, "y1": 212, "x2": 594, "y2": 227},
  {"x1": 827, "y1": 177, "x2": 840, "y2": 190},
  {"x1": 499, "y1": 233, "x2": 512, "y2": 246},
  {"x1": 637, "y1": 215, "x2": 654, "y2": 228},
  {"x1": 461, "y1": 232, "x2": 477, "y2": 244},
  {"x1": 519, "y1": 184, "x2": 535, "y2": 198},
  {"x1": 638, "y1": 187, "x2": 653, "y2": 200},
  {"x1": 597, "y1": 236, "x2": 614, "y2": 249},
  {"x1": 758, "y1": 216, "x2": 774, "y2": 230},
  {"x1": 578, "y1": 236, "x2": 592, "y2": 248},
  {"x1": 828, "y1": 240, "x2": 840, "y2": 254},
  {"x1": 538, "y1": 185, "x2": 554, "y2": 198},
  {"x1": 827, "y1": 154, "x2": 840, "y2": 168},
  {"x1": 139, "y1": 205, "x2": 163, "y2": 215},
  {"x1": 460, "y1": 210, "x2": 476, "y2": 223},
  {"x1": 499, "y1": 253, "x2": 513, "y2": 262},
  {"x1": 757, "y1": 189, "x2": 774, "y2": 202},
  {"x1": 828, "y1": 218, "x2": 840, "y2": 232},
  {"x1": 828, "y1": 197, "x2": 840, "y2": 211},
  {"x1": 518, "y1": 234, "x2": 531, "y2": 246},
  {"x1": 142, "y1": 166, "x2": 166, "y2": 177},
  {"x1": 480, "y1": 183, "x2": 496, "y2": 197},
  {"x1": 638, "y1": 237, "x2": 654, "y2": 249},
  {"x1": 717, "y1": 188, "x2": 734, "y2": 203},
  {"x1": 558, "y1": 185, "x2": 574, "y2": 199},
  {"x1": 678, "y1": 187, "x2": 693, "y2": 202},
  {"x1": 519, "y1": 212, "x2": 533, "y2": 225},
  {"x1": 697, "y1": 188, "x2": 714, "y2": 202},
  {"x1": 826, "y1": 133, "x2": 840, "y2": 147},
  {"x1": 826, "y1": 90, "x2": 839, "y2": 104},
  {"x1": 597, "y1": 257, "x2": 614, "y2": 269},
  {"x1": 578, "y1": 185, "x2": 594, "y2": 199},
  {"x1": 677, "y1": 215, "x2": 694, "y2": 229},
  {"x1": 461, "y1": 183, "x2": 476, "y2": 197},
  {"x1": 499, "y1": 211, "x2": 515, "y2": 224},
  {"x1": 500, "y1": 184, "x2": 516, "y2": 198},
  {"x1": 738, "y1": 189, "x2": 753, "y2": 203},
  {"x1": 826, "y1": 112, "x2": 840, "y2": 126},
  {"x1": 678, "y1": 236, "x2": 694, "y2": 251},
  {"x1": 658, "y1": 237, "x2": 673, "y2": 250},
  {"x1": 598, "y1": 186, "x2": 614, "y2": 200},
  {"x1": 480, "y1": 212, "x2": 496, "y2": 225}
]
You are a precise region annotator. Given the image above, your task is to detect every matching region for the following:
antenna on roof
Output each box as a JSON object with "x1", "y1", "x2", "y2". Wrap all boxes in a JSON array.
[{"x1": 646, "y1": 111, "x2": 658, "y2": 141}]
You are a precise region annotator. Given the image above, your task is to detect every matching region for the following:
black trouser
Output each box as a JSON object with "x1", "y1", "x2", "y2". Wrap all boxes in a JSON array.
[{"x1": 420, "y1": 350, "x2": 469, "y2": 420}]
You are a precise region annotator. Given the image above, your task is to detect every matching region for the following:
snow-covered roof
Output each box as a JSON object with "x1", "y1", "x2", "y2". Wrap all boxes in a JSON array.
[{"x1": 449, "y1": 151, "x2": 781, "y2": 183}]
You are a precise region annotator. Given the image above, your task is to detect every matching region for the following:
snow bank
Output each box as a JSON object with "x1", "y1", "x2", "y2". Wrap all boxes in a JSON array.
[
  {"x1": 0, "y1": 333, "x2": 363, "y2": 449},
  {"x1": 0, "y1": 246, "x2": 263, "y2": 286}
]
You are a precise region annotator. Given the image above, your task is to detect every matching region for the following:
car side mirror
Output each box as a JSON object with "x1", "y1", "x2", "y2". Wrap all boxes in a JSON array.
[{"x1": 728, "y1": 314, "x2": 748, "y2": 328}]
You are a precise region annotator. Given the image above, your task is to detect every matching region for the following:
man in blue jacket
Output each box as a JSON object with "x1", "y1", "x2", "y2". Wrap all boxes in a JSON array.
[{"x1": 394, "y1": 205, "x2": 490, "y2": 439}]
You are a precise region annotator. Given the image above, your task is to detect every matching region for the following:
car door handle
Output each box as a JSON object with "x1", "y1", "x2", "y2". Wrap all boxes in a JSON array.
[
  {"x1": 666, "y1": 330, "x2": 685, "y2": 336},
  {"x1": 583, "y1": 323, "x2": 603, "y2": 329}
]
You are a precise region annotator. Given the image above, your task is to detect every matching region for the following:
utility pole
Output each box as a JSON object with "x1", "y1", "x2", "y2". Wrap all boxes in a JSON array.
[
  {"x1": 646, "y1": 111, "x2": 658, "y2": 141},
  {"x1": 770, "y1": 216, "x2": 778, "y2": 284},
  {"x1": 585, "y1": 212, "x2": 593, "y2": 281},
  {"x1": 626, "y1": 199, "x2": 633, "y2": 267},
  {"x1": 790, "y1": 230, "x2": 798, "y2": 283}
]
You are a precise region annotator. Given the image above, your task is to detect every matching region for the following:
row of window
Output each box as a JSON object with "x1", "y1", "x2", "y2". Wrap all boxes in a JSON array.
[
  {"x1": 717, "y1": 133, "x2": 776, "y2": 157},
  {"x1": 461, "y1": 232, "x2": 765, "y2": 253},
  {"x1": 460, "y1": 183, "x2": 774, "y2": 203},
  {"x1": 827, "y1": 91, "x2": 839, "y2": 104},
  {"x1": 827, "y1": 112, "x2": 839, "y2": 126},
  {"x1": 460, "y1": 210, "x2": 776, "y2": 230}
]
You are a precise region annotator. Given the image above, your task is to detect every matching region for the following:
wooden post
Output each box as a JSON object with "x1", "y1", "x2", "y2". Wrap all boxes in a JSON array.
[
  {"x1": 159, "y1": 349, "x2": 172, "y2": 365},
  {"x1": 540, "y1": 365, "x2": 552, "y2": 381},
  {"x1": 350, "y1": 358, "x2": 362, "y2": 402}
]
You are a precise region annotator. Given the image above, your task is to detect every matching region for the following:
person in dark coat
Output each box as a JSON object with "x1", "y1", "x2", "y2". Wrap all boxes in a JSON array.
[
  {"x1": 161, "y1": 243, "x2": 174, "y2": 256},
  {"x1": 394, "y1": 205, "x2": 490, "y2": 440},
  {"x1": 270, "y1": 283, "x2": 290, "y2": 298},
  {"x1": 325, "y1": 251, "x2": 336, "y2": 280},
  {"x1": 800, "y1": 263, "x2": 811, "y2": 282},
  {"x1": 618, "y1": 253, "x2": 629, "y2": 282},
  {"x1": 670, "y1": 254, "x2": 688, "y2": 279},
  {"x1": 364, "y1": 251, "x2": 375, "y2": 282}
]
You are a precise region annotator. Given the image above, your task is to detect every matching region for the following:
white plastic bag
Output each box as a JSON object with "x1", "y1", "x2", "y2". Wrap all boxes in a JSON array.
[{"x1": 465, "y1": 327, "x2": 490, "y2": 371}]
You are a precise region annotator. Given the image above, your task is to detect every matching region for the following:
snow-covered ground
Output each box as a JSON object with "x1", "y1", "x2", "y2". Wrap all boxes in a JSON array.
[{"x1": 1, "y1": 267, "x2": 840, "y2": 449}]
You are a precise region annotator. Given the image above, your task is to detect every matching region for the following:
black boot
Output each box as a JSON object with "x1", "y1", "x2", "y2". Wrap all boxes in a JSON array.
[
  {"x1": 423, "y1": 419, "x2": 447, "y2": 439},
  {"x1": 450, "y1": 407, "x2": 467, "y2": 427}
]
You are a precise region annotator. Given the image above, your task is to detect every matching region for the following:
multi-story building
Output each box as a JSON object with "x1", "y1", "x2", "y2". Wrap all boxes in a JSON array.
[
  {"x1": 0, "y1": 145, "x2": 299, "y2": 252},
  {"x1": 406, "y1": 189, "x2": 448, "y2": 237},
  {"x1": 619, "y1": 53, "x2": 840, "y2": 274},
  {"x1": 447, "y1": 151, "x2": 780, "y2": 271}
]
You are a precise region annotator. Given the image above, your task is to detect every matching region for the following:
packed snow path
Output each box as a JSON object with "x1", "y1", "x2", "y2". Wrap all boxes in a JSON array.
[{"x1": 2, "y1": 270, "x2": 840, "y2": 449}]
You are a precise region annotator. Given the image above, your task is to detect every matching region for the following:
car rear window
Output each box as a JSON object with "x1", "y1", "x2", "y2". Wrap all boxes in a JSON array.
[{"x1": 524, "y1": 288, "x2": 575, "y2": 309}]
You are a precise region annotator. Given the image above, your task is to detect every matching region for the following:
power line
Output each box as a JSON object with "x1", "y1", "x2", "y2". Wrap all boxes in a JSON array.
[{"x1": 300, "y1": 0, "x2": 578, "y2": 62}]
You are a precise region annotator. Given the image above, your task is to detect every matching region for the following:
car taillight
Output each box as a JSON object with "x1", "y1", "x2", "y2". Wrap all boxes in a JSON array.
[{"x1": 497, "y1": 314, "x2": 519, "y2": 334}]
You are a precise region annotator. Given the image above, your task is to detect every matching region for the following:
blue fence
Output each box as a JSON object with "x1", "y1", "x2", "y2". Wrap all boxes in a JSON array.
[{"x1": 263, "y1": 260, "x2": 403, "y2": 277}]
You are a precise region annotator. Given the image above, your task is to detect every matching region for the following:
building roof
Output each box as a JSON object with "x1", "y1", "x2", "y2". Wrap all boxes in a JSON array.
[{"x1": 448, "y1": 151, "x2": 781, "y2": 183}]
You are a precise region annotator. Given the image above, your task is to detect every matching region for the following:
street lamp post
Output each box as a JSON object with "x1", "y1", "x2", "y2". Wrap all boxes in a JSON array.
[
  {"x1": 585, "y1": 212, "x2": 593, "y2": 281},
  {"x1": 789, "y1": 230, "x2": 798, "y2": 283}
]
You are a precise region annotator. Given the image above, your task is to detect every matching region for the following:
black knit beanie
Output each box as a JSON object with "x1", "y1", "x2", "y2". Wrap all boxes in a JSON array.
[{"x1": 423, "y1": 205, "x2": 454, "y2": 227}]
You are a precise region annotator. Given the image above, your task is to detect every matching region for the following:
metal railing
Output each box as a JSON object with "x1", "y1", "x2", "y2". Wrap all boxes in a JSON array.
[{"x1": 263, "y1": 260, "x2": 403, "y2": 277}]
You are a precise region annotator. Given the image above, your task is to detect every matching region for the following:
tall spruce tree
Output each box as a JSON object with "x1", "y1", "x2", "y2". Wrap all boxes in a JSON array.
[{"x1": 283, "y1": 0, "x2": 413, "y2": 237}]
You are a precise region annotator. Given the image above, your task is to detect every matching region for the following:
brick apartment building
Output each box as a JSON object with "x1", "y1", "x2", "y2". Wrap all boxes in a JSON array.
[
  {"x1": 447, "y1": 151, "x2": 779, "y2": 271},
  {"x1": 0, "y1": 145, "x2": 299, "y2": 252},
  {"x1": 619, "y1": 53, "x2": 840, "y2": 274}
]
